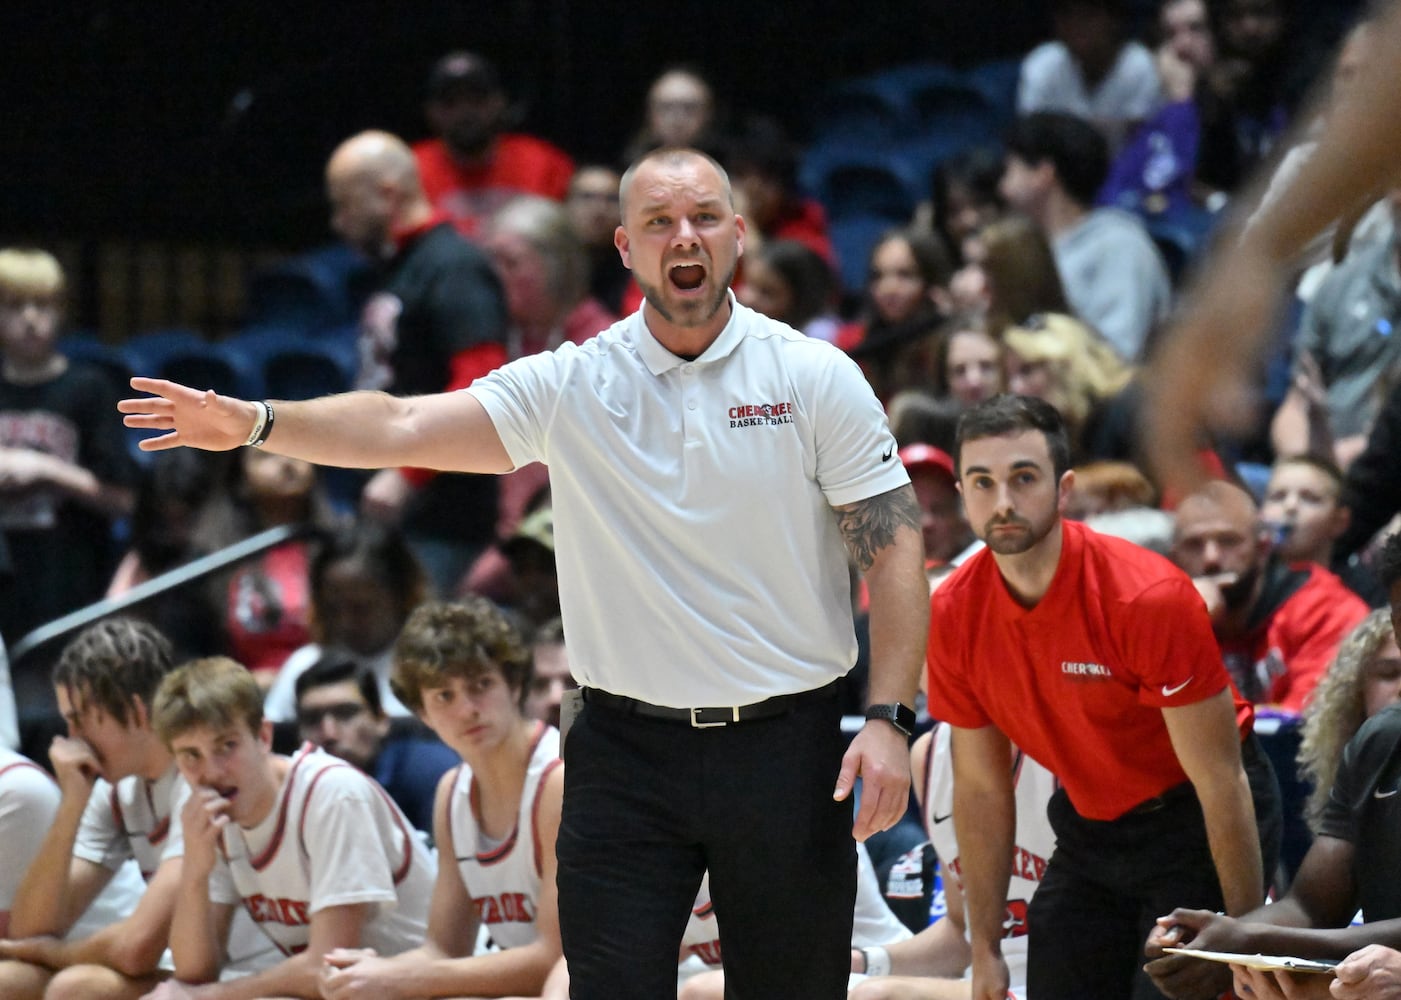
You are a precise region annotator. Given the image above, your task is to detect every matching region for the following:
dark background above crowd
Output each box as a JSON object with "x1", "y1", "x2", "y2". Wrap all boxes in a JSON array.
[{"x1": 4, "y1": 0, "x2": 1357, "y2": 245}]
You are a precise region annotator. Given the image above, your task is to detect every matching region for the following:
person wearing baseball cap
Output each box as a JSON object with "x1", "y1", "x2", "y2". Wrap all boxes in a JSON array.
[
  {"x1": 414, "y1": 50, "x2": 574, "y2": 237},
  {"x1": 900, "y1": 442, "x2": 975, "y2": 571}
]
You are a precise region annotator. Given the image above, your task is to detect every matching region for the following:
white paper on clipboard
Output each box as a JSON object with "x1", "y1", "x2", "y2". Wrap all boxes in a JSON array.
[{"x1": 1163, "y1": 947, "x2": 1339, "y2": 974}]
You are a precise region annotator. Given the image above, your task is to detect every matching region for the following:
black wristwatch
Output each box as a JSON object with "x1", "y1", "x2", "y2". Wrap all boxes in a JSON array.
[{"x1": 865, "y1": 702, "x2": 916, "y2": 736}]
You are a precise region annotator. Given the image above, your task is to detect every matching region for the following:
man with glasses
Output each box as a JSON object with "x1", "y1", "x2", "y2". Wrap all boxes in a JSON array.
[{"x1": 294, "y1": 655, "x2": 458, "y2": 834}]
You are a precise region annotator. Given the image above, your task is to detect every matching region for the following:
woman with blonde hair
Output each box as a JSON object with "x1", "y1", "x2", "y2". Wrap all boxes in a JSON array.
[
  {"x1": 1002, "y1": 312, "x2": 1136, "y2": 460},
  {"x1": 1297, "y1": 609, "x2": 1401, "y2": 830}
]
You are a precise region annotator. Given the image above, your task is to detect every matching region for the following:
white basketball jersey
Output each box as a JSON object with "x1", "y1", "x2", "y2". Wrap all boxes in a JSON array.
[
  {"x1": 210, "y1": 744, "x2": 434, "y2": 957},
  {"x1": 449, "y1": 722, "x2": 561, "y2": 951},
  {"x1": 925, "y1": 722, "x2": 1057, "y2": 995},
  {"x1": 0, "y1": 751, "x2": 145, "y2": 940},
  {"x1": 73, "y1": 765, "x2": 186, "y2": 879}
]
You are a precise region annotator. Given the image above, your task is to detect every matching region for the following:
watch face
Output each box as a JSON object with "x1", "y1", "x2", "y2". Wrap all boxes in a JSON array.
[{"x1": 868, "y1": 703, "x2": 915, "y2": 735}]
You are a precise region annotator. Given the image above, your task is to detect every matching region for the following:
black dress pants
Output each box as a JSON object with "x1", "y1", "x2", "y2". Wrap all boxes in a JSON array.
[
  {"x1": 556, "y1": 685, "x2": 856, "y2": 999},
  {"x1": 1026, "y1": 732, "x2": 1282, "y2": 1000}
]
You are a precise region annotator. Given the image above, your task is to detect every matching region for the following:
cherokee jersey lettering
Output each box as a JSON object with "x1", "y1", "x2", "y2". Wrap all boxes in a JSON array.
[
  {"x1": 448, "y1": 722, "x2": 561, "y2": 951},
  {"x1": 211, "y1": 744, "x2": 434, "y2": 957}
]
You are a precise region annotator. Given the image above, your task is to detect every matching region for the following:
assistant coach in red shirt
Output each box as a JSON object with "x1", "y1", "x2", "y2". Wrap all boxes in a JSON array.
[{"x1": 926, "y1": 394, "x2": 1278, "y2": 1000}]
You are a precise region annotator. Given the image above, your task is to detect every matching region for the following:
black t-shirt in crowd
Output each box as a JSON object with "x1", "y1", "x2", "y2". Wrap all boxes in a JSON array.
[
  {"x1": 0, "y1": 361, "x2": 136, "y2": 645},
  {"x1": 359, "y1": 221, "x2": 508, "y2": 546}
]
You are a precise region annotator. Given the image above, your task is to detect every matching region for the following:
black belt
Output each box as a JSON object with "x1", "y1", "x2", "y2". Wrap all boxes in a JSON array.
[
  {"x1": 1125, "y1": 780, "x2": 1195, "y2": 815},
  {"x1": 581, "y1": 681, "x2": 837, "y2": 729}
]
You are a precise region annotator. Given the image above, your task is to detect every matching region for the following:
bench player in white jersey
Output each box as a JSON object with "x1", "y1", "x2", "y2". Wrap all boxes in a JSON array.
[
  {"x1": 145, "y1": 655, "x2": 435, "y2": 1000},
  {"x1": 0, "y1": 746, "x2": 144, "y2": 940},
  {"x1": 320, "y1": 598, "x2": 564, "y2": 1000},
  {"x1": 0, "y1": 619, "x2": 214, "y2": 1000},
  {"x1": 847, "y1": 722, "x2": 1058, "y2": 1000}
]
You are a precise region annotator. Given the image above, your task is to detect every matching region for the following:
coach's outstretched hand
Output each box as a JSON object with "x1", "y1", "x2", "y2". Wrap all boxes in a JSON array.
[{"x1": 118, "y1": 377, "x2": 259, "y2": 452}]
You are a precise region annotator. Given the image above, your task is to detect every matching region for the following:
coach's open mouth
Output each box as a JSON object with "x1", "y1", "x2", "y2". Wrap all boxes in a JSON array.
[{"x1": 669, "y1": 262, "x2": 705, "y2": 290}]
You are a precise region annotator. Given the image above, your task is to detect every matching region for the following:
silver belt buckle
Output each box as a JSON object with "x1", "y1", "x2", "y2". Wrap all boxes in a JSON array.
[{"x1": 690, "y1": 706, "x2": 740, "y2": 728}]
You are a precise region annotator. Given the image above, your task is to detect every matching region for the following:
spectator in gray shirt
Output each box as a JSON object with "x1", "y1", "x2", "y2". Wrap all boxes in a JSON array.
[{"x1": 1000, "y1": 112, "x2": 1172, "y2": 362}]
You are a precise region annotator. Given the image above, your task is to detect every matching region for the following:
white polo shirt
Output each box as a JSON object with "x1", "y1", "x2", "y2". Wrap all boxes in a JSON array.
[{"x1": 469, "y1": 297, "x2": 907, "y2": 707}]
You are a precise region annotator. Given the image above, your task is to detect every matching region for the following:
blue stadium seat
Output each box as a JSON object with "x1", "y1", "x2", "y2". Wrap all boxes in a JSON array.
[
  {"x1": 223, "y1": 326, "x2": 359, "y2": 401},
  {"x1": 869, "y1": 62, "x2": 964, "y2": 106},
  {"x1": 887, "y1": 132, "x2": 980, "y2": 188},
  {"x1": 817, "y1": 160, "x2": 921, "y2": 223},
  {"x1": 262, "y1": 340, "x2": 358, "y2": 400},
  {"x1": 1144, "y1": 208, "x2": 1216, "y2": 287},
  {"x1": 814, "y1": 78, "x2": 913, "y2": 144},
  {"x1": 909, "y1": 81, "x2": 1000, "y2": 140},
  {"x1": 159, "y1": 341, "x2": 263, "y2": 400},
  {"x1": 58, "y1": 333, "x2": 132, "y2": 390},
  {"x1": 829, "y1": 213, "x2": 904, "y2": 299},
  {"x1": 120, "y1": 328, "x2": 206, "y2": 378},
  {"x1": 964, "y1": 58, "x2": 1022, "y2": 124},
  {"x1": 244, "y1": 243, "x2": 372, "y2": 333}
]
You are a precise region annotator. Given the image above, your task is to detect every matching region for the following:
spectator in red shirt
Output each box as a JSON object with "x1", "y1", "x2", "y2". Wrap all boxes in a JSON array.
[
  {"x1": 413, "y1": 51, "x2": 574, "y2": 238},
  {"x1": 1170, "y1": 479, "x2": 1370, "y2": 715}
]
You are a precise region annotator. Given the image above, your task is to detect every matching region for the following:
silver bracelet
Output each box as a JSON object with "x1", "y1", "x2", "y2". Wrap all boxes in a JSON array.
[
  {"x1": 860, "y1": 945, "x2": 891, "y2": 977},
  {"x1": 244, "y1": 400, "x2": 270, "y2": 448}
]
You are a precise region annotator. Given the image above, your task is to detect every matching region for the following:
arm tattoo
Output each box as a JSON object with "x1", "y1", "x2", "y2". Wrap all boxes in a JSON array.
[{"x1": 833, "y1": 484, "x2": 921, "y2": 571}]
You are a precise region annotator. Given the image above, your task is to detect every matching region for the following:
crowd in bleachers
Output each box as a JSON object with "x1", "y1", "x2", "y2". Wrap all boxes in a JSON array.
[{"x1": 5, "y1": 0, "x2": 1401, "y2": 994}]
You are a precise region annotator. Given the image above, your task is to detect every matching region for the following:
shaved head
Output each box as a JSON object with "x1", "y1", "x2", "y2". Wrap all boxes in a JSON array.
[
  {"x1": 326, "y1": 130, "x2": 422, "y2": 193},
  {"x1": 325, "y1": 130, "x2": 427, "y2": 257},
  {"x1": 1171, "y1": 479, "x2": 1268, "y2": 605},
  {"x1": 1174, "y1": 480, "x2": 1260, "y2": 536},
  {"x1": 619, "y1": 147, "x2": 732, "y2": 217}
]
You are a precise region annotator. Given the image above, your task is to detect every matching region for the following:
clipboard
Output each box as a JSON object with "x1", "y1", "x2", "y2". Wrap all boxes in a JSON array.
[{"x1": 1163, "y1": 947, "x2": 1339, "y2": 974}]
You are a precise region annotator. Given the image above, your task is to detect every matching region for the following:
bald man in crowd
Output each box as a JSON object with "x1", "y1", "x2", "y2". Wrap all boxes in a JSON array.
[
  {"x1": 325, "y1": 130, "x2": 509, "y2": 594},
  {"x1": 1170, "y1": 480, "x2": 1368, "y2": 716}
]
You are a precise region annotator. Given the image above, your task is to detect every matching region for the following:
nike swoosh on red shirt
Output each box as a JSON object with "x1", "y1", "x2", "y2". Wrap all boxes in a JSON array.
[{"x1": 1161, "y1": 678, "x2": 1193, "y2": 697}]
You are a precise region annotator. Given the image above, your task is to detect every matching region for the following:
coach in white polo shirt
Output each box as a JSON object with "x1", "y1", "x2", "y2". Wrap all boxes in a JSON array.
[{"x1": 119, "y1": 145, "x2": 928, "y2": 1000}]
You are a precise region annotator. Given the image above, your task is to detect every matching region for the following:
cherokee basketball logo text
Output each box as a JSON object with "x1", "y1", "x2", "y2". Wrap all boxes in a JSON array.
[
  {"x1": 1061, "y1": 660, "x2": 1113, "y2": 680},
  {"x1": 728, "y1": 401, "x2": 795, "y2": 428}
]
